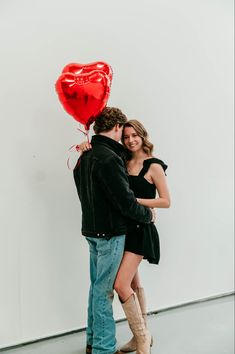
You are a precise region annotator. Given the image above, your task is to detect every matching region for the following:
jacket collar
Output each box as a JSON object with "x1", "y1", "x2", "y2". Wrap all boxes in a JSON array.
[{"x1": 91, "y1": 134, "x2": 127, "y2": 158}]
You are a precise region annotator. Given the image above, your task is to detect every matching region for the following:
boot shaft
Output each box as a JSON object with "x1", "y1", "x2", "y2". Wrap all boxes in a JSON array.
[{"x1": 121, "y1": 293, "x2": 151, "y2": 354}]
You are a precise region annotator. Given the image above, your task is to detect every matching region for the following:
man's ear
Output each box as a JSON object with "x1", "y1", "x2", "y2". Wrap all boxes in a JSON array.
[{"x1": 114, "y1": 124, "x2": 119, "y2": 131}]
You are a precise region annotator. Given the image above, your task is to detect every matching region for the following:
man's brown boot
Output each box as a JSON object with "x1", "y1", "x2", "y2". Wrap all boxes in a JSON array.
[
  {"x1": 86, "y1": 345, "x2": 124, "y2": 354},
  {"x1": 86, "y1": 344, "x2": 92, "y2": 354}
]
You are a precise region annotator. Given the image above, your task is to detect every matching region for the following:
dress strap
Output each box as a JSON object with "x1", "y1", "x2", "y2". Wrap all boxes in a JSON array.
[{"x1": 139, "y1": 158, "x2": 168, "y2": 177}]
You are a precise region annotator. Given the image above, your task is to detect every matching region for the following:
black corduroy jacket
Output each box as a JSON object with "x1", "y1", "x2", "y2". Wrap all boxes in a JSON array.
[{"x1": 73, "y1": 135, "x2": 152, "y2": 238}]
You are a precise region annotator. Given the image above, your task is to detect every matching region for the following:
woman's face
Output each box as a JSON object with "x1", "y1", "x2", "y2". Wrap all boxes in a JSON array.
[{"x1": 123, "y1": 126, "x2": 143, "y2": 152}]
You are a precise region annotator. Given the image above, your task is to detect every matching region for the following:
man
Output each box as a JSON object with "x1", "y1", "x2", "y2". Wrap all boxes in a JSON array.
[{"x1": 73, "y1": 107, "x2": 154, "y2": 354}]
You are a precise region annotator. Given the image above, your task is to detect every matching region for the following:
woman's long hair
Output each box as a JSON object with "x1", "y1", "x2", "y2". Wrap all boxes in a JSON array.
[{"x1": 121, "y1": 120, "x2": 154, "y2": 159}]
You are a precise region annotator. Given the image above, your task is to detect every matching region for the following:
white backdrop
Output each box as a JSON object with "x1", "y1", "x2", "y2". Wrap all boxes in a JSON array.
[{"x1": 0, "y1": 0, "x2": 234, "y2": 349}]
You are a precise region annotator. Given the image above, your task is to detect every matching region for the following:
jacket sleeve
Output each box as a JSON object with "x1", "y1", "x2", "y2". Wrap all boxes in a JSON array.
[{"x1": 96, "y1": 155, "x2": 152, "y2": 224}]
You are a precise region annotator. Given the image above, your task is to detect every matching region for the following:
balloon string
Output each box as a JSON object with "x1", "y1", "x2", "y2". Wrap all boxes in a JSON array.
[
  {"x1": 77, "y1": 127, "x2": 90, "y2": 143},
  {"x1": 67, "y1": 144, "x2": 80, "y2": 170},
  {"x1": 67, "y1": 126, "x2": 90, "y2": 170}
]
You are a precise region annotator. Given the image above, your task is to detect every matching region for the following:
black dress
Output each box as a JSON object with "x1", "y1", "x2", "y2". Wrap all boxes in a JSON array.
[{"x1": 125, "y1": 158, "x2": 168, "y2": 264}]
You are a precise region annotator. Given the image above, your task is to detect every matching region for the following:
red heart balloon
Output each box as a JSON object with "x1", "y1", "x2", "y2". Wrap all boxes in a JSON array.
[
  {"x1": 55, "y1": 69, "x2": 111, "y2": 130},
  {"x1": 62, "y1": 61, "x2": 113, "y2": 83}
]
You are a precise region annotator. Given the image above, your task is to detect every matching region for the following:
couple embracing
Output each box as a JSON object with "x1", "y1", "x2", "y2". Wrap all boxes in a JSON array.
[{"x1": 73, "y1": 107, "x2": 170, "y2": 354}]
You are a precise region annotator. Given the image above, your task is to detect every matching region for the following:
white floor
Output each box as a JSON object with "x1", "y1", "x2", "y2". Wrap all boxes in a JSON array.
[{"x1": 1, "y1": 295, "x2": 234, "y2": 354}]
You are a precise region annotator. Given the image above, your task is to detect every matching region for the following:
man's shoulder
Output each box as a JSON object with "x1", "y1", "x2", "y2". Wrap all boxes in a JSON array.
[
  {"x1": 79, "y1": 146, "x2": 123, "y2": 174},
  {"x1": 91, "y1": 144, "x2": 123, "y2": 164}
]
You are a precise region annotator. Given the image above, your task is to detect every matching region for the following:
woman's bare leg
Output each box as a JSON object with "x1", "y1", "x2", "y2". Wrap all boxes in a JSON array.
[
  {"x1": 131, "y1": 270, "x2": 142, "y2": 291},
  {"x1": 115, "y1": 252, "x2": 151, "y2": 353},
  {"x1": 114, "y1": 251, "x2": 143, "y2": 302}
]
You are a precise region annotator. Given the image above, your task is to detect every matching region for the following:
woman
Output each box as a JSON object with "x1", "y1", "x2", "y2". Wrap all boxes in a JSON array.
[{"x1": 80, "y1": 119, "x2": 170, "y2": 354}]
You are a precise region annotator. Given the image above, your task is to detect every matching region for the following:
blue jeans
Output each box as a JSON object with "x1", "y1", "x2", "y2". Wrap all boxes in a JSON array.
[{"x1": 86, "y1": 235, "x2": 125, "y2": 354}]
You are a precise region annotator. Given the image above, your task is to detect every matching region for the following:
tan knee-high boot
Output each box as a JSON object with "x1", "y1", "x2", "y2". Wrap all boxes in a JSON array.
[
  {"x1": 120, "y1": 288, "x2": 153, "y2": 353},
  {"x1": 121, "y1": 293, "x2": 151, "y2": 354}
]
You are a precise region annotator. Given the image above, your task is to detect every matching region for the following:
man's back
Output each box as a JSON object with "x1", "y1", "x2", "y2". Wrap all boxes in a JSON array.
[{"x1": 74, "y1": 134, "x2": 151, "y2": 238}]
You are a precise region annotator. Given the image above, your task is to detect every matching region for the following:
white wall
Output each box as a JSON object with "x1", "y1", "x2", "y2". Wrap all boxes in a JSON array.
[{"x1": 0, "y1": 0, "x2": 233, "y2": 349}]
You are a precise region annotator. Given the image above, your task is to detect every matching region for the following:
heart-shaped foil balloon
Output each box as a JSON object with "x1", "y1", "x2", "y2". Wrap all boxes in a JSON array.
[
  {"x1": 55, "y1": 62, "x2": 112, "y2": 130},
  {"x1": 62, "y1": 61, "x2": 113, "y2": 83}
]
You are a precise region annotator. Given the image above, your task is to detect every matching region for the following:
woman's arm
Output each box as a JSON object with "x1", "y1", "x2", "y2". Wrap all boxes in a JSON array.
[
  {"x1": 137, "y1": 197, "x2": 170, "y2": 208},
  {"x1": 137, "y1": 164, "x2": 171, "y2": 208}
]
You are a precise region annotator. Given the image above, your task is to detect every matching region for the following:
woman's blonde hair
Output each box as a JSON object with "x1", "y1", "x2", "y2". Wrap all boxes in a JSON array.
[{"x1": 121, "y1": 119, "x2": 154, "y2": 157}]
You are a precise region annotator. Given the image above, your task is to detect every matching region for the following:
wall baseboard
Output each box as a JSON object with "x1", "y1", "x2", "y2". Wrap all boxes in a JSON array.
[{"x1": 0, "y1": 291, "x2": 234, "y2": 352}]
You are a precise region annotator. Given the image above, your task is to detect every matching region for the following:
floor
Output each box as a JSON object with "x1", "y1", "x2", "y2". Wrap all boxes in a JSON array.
[{"x1": 1, "y1": 295, "x2": 234, "y2": 354}]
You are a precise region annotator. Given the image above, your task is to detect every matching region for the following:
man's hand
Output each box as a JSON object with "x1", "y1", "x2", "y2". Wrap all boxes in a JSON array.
[{"x1": 150, "y1": 208, "x2": 156, "y2": 223}]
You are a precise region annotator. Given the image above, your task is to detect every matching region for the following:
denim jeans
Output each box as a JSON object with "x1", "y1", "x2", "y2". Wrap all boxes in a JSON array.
[{"x1": 86, "y1": 235, "x2": 125, "y2": 354}]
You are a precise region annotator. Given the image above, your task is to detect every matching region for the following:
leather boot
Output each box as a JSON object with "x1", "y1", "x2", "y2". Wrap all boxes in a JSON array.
[
  {"x1": 121, "y1": 293, "x2": 151, "y2": 354},
  {"x1": 86, "y1": 345, "x2": 123, "y2": 354},
  {"x1": 120, "y1": 288, "x2": 153, "y2": 353},
  {"x1": 86, "y1": 344, "x2": 92, "y2": 354}
]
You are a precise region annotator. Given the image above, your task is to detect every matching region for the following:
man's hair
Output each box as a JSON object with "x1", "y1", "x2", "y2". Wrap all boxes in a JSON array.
[{"x1": 93, "y1": 107, "x2": 127, "y2": 134}]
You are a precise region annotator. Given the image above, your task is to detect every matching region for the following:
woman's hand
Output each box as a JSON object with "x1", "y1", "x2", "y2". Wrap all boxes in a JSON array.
[{"x1": 78, "y1": 141, "x2": 92, "y2": 152}]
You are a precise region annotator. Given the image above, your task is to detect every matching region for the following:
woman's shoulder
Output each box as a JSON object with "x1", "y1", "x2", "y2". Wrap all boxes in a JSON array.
[{"x1": 144, "y1": 157, "x2": 168, "y2": 174}]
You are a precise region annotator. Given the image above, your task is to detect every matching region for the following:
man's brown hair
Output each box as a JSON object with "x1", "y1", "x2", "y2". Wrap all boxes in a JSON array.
[{"x1": 93, "y1": 107, "x2": 127, "y2": 134}]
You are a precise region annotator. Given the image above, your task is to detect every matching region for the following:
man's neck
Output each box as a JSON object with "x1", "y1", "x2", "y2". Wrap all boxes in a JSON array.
[{"x1": 98, "y1": 132, "x2": 118, "y2": 142}]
